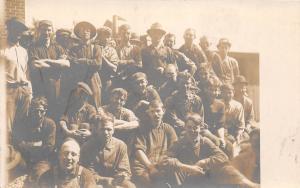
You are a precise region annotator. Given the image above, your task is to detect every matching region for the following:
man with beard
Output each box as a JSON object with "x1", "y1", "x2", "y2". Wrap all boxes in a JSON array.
[
  {"x1": 80, "y1": 114, "x2": 135, "y2": 188},
  {"x1": 69, "y1": 21, "x2": 103, "y2": 108},
  {"x1": 163, "y1": 33, "x2": 197, "y2": 75},
  {"x1": 132, "y1": 100, "x2": 177, "y2": 188},
  {"x1": 59, "y1": 82, "x2": 96, "y2": 146},
  {"x1": 100, "y1": 88, "x2": 139, "y2": 151},
  {"x1": 12, "y1": 97, "x2": 56, "y2": 185},
  {"x1": 212, "y1": 38, "x2": 240, "y2": 84},
  {"x1": 233, "y1": 75, "x2": 256, "y2": 134},
  {"x1": 141, "y1": 23, "x2": 177, "y2": 88},
  {"x1": 178, "y1": 28, "x2": 207, "y2": 80},
  {"x1": 125, "y1": 72, "x2": 161, "y2": 112},
  {"x1": 38, "y1": 138, "x2": 96, "y2": 188},
  {"x1": 1, "y1": 17, "x2": 32, "y2": 138},
  {"x1": 28, "y1": 20, "x2": 70, "y2": 121},
  {"x1": 164, "y1": 72, "x2": 203, "y2": 135}
]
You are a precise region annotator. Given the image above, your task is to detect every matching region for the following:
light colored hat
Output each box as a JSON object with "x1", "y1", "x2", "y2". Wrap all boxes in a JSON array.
[{"x1": 147, "y1": 22, "x2": 166, "y2": 36}]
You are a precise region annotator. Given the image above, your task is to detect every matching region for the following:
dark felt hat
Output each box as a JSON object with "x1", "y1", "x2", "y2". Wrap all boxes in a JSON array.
[
  {"x1": 147, "y1": 22, "x2": 166, "y2": 36},
  {"x1": 56, "y1": 28, "x2": 72, "y2": 37},
  {"x1": 74, "y1": 21, "x2": 97, "y2": 39},
  {"x1": 6, "y1": 17, "x2": 28, "y2": 33}
]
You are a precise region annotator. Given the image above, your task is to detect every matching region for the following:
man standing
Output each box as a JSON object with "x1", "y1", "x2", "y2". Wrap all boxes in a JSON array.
[
  {"x1": 116, "y1": 24, "x2": 142, "y2": 83},
  {"x1": 178, "y1": 28, "x2": 207, "y2": 78},
  {"x1": 80, "y1": 114, "x2": 135, "y2": 188},
  {"x1": 212, "y1": 38, "x2": 240, "y2": 84},
  {"x1": 28, "y1": 20, "x2": 70, "y2": 120},
  {"x1": 70, "y1": 21, "x2": 102, "y2": 108},
  {"x1": 141, "y1": 23, "x2": 176, "y2": 88},
  {"x1": 1, "y1": 17, "x2": 32, "y2": 137},
  {"x1": 38, "y1": 138, "x2": 96, "y2": 188}
]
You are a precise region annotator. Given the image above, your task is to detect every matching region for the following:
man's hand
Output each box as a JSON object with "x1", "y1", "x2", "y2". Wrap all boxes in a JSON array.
[
  {"x1": 185, "y1": 165, "x2": 205, "y2": 176},
  {"x1": 147, "y1": 163, "x2": 159, "y2": 176},
  {"x1": 219, "y1": 138, "x2": 226, "y2": 148}
]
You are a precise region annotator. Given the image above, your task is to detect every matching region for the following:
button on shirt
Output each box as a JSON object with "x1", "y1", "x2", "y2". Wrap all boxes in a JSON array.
[
  {"x1": 80, "y1": 137, "x2": 131, "y2": 179},
  {"x1": 1, "y1": 44, "x2": 29, "y2": 84}
]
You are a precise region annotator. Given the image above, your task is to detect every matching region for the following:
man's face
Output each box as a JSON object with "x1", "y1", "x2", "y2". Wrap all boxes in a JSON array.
[
  {"x1": 165, "y1": 66, "x2": 177, "y2": 81},
  {"x1": 200, "y1": 38, "x2": 209, "y2": 50},
  {"x1": 164, "y1": 36, "x2": 175, "y2": 48},
  {"x1": 222, "y1": 89, "x2": 234, "y2": 102},
  {"x1": 218, "y1": 44, "x2": 230, "y2": 57},
  {"x1": 149, "y1": 32, "x2": 164, "y2": 46},
  {"x1": 59, "y1": 143, "x2": 80, "y2": 172},
  {"x1": 98, "y1": 34, "x2": 111, "y2": 46},
  {"x1": 31, "y1": 104, "x2": 46, "y2": 123},
  {"x1": 110, "y1": 94, "x2": 126, "y2": 109},
  {"x1": 56, "y1": 35, "x2": 71, "y2": 48},
  {"x1": 178, "y1": 78, "x2": 193, "y2": 93},
  {"x1": 185, "y1": 120, "x2": 201, "y2": 144},
  {"x1": 234, "y1": 83, "x2": 247, "y2": 96},
  {"x1": 39, "y1": 25, "x2": 53, "y2": 41},
  {"x1": 184, "y1": 31, "x2": 195, "y2": 45},
  {"x1": 133, "y1": 78, "x2": 148, "y2": 94},
  {"x1": 96, "y1": 122, "x2": 114, "y2": 143},
  {"x1": 147, "y1": 106, "x2": 164, "y2": 126},
  {"x1": 206, "y1": 85, "x2": 220, "y2": 99},
  {"x1": 120, "y1": 29, "x2": 131, "y2": 42},
  {"x1": 80, "y1": 28, "x2": 91, "y2": 41}
]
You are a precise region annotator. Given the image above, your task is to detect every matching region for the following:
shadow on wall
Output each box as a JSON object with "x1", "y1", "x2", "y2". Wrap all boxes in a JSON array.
[{"x1": 230, "y1": 52, "x2": 260, "y2": 122}]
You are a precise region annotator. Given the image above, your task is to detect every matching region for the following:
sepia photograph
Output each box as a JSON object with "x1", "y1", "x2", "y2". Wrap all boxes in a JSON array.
[{"x1": 0, "y1": 0, "x2": 299, "y2": 187}]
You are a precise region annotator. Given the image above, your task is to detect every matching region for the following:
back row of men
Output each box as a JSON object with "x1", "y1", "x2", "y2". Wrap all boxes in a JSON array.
[{"x1": 2, "y1": 17, "x2": 259, "y2": 188}]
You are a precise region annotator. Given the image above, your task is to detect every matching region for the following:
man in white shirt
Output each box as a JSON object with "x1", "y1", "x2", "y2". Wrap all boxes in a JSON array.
[{"x1": 1, "y1": 17, "x2": 32, "y2": 139}]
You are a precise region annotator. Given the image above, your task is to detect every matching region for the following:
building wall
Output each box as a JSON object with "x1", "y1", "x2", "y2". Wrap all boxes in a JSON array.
[{"x1": 0, "y1": 0, "x2": 25, "y2": 47}]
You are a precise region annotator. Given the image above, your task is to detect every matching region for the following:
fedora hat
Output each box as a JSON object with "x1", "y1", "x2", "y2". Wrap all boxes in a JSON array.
[
  {"x1": 6, "y1": 17, "x2": 28, "y2": 33},
  {"x1": 74, "y1": 21, "x2": 96, "y2": 39},
  {"x1": 147, "y1": 22, "x2": 166, "y2": 36},
  {"x1": 217, "y1": 38, "x2": 231, "y2": 48}
]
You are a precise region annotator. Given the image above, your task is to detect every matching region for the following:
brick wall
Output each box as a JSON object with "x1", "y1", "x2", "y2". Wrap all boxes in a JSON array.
[{"x1": 0, "y1": 0, "x2": 25, "y2": 47}]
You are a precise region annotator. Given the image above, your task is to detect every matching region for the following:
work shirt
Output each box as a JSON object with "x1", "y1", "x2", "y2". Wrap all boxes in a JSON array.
[
  {"x1": 178, "y1": 43, "x2": 207, "y2": 69},
  {"x1": 80, "y1": 137, "x2": 132, "y2": 179},
  {"x1": 212, "y1": 54, "x2": 239, "y2": 84},
  {"x1": 12, "y1": 116, "x2": 56, "y2": 163},
  {"x1": 39, "y1": 165, "x2": 96, "y2": 188},
  {"x1": 235, "y1": 96, "x2": 255, "y2": 129},
  {"x1": 222, "y1": 99, "x2": 245, "y2": 136},
  {"x1": 1, "y1": 44, "x2": 30, "y2": 84}
]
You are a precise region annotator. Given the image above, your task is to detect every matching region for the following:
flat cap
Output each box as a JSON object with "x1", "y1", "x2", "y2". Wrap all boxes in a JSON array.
[
  {"x1": 221, "y1": 83, "x2": 234, "y2": 91},
  {"x1": 56, "y1": 29, "x2": 72, "y2": 37},
  {"x1": 39, "y1": 20, "x2": 53, "y2": 28},
  {"x1": 217, "y1": 38, "x2": 231, "y2": 48},
  {"x1": 97, "y1": 26, "x2": 112, "y2": 36},
  {"x1": 77, "y1": 82, "x2": 93, "y2": 96},
  {"x1": 233, "y1": 75, "x2": 248, "y2": 85},
  {"x1": 130, "y1": 72, "x2": 147, "y2": 81}
]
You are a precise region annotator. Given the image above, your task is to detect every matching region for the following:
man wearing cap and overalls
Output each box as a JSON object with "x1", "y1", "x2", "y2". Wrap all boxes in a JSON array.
[{"x1": 1, "y1": 17, "x2": 32, "y2": 140}]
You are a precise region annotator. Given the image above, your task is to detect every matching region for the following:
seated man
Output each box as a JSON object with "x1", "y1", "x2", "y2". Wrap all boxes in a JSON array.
[
  {"x1": 80, "y1": 113, "x2": 135, "y2": 188},
  {"x1": 233, "y1": 75, "x2": 256, "y2": 133},
  {"x1": 38, "y1": 138, "x2": 96, "y2": 187},
  {"x1": 162, "y1": 113, "x2": 259, "y2": 188},
  {"x1": 12, "y1": 97, "x2": 56, "y2": 185},
  {"x1": 101, "y1": 88, "x2": 139, "y2": 151},
  {"x1": 132, "y1": 100, "x2": 177, "y2": 188},
  {"x1": 158, "y1": 64, "x2": 179, "y2": 102},
  {"x1": 164, "y1": 72, "x2": 203, "y2": 135},
  {"x1": 221, "y1": 83, "x2": 249, "y2": 146},
  {"x1": 59, "y1": 82, "x2": 96, "y2": 146},
  {"x1": 125, "y1": 72, "x2": 161, "y2": 112}
]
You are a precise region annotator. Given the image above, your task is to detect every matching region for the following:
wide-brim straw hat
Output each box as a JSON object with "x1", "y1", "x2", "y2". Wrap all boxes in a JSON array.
[
  {"x1": 147, "y1": 22, "x2": 166, "y2": 36},
  {"x1": 74, "y1": 21, "x2": 96, "y2": 39}
]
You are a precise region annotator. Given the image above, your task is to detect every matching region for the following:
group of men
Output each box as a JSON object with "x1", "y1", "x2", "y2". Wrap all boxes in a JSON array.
[{"x1": 3, "y1": 17, "x2": 259, "y2": 188}]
